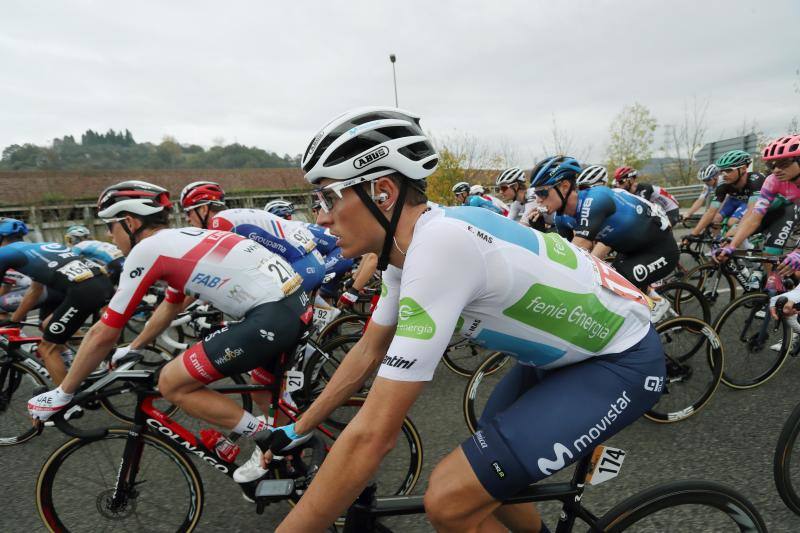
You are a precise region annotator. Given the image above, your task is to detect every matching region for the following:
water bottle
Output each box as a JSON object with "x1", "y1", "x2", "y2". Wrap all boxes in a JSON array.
[{"x1": 199, "y1": 428, "x2": 240, "y2": 463}]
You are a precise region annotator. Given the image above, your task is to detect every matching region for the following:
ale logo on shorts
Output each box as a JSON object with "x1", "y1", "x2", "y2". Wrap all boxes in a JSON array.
[
  {"x1": 503, "y1": 284, "x2": 624, "y2": 352},
  {"x1": 542, "y1": 233, "x2": 577, "y2": 269},
  {"x1": 396, "y1": 297, "x2": 436, "y2": 340}
]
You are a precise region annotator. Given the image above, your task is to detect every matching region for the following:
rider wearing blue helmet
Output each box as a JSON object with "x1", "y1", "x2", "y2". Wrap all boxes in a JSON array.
[
  {"x1": 0, "y1": 218, "x2": 113, "y2": 385},
  {"x1": 533, "y1": 157, "x2": 678, "y2": 304}
]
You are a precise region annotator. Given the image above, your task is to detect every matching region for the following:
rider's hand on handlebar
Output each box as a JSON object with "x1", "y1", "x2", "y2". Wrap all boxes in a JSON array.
[
  {"x1": 712, "y1": 246, "x2": 735, "y2": 264},
  {"x1": 776, "y1": 251, "x2": 800, "y2": 277},
  {"x1": 28, "y1": 386, "x2": 74, "y2": 421},
  {"x1": 770, "y1": 295, "x2": 800, "y2": 320}
]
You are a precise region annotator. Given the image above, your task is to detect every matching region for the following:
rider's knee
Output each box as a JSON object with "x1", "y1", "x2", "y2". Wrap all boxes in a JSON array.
[
  {"x1": 157, "y1": 370, "x2": 181, "y2": 402},
  {"x1": 424, "y1": 465, "x2": 466, "y2": 526}
]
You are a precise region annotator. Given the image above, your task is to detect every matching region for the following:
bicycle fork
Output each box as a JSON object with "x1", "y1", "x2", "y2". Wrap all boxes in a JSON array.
[{"x1": 108, "y1": 425, "x2": 147, "y2": 513}]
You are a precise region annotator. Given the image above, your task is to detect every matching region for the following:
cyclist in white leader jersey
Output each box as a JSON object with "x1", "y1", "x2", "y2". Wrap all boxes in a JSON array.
[
  {"x1": 29, "y1": 181, "x2": 311, "y2": 444},
  {"x1": 260, "y1": 107, "x2": 665, "y2": 533}
]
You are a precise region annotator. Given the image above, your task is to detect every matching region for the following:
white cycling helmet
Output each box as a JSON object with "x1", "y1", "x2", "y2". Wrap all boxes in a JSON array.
[
  {"x1": 698, "y1": 164, "x2": 720, "y2": 182},
  {"x1": 452, "y1": 181, "x2": 470, "y2": 194},
  {"x1": 469, "y1": 184, "x2": 485, "y2": 195},
  {"x1": 264, "y1": 199, "x2": 295, "y2": 218},
  {"x1": 576, "y1": 165, "x2": 608, "y2": 189},
  {"x1": 97, "y1": 180, "x2": 172, "y2": 219},
  {"x1": 495, "y1": 167, "x2": 526, "y2": 186},
  {"x1": 302, "y1": 106, "x2": 439, "y2": 185}
]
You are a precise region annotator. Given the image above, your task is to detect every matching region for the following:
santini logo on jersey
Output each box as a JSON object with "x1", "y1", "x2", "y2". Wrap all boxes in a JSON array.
[
  {"x1": 353, "y1": 146, "x2": 389, "y2": 169},
  {"x1": 381, "y1": 355, "x2": 417, "y2": 369}
]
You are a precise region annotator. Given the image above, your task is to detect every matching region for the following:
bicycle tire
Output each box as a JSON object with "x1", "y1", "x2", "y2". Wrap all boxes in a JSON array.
[
  {"x1": 441, "y1": 335, "x2": 508, "y2": 378},
  {"x1": 303, "y1": 335, "x2": 362, "y2": 404},
  {"x1": 656, "y1": 281, "x2": 711, "y2": 323},
  {"x1": 645, "y1": 317, "x2": 723, "y2": 423},
  {"x1": 713, "y1": 292, "x2": 791, "y2": 389},
  {"x1": 462, "y1": 351, "x2": 512, "y2": 434},
  {"x1": 0, "y1": 359, "x2": 49, "y2": 446},
  {"x1": 775, "y1": 400, "x2": 800, "y2": 516},
  {"x1": 316, "y1": 313, "x2": 367, "y2": 345},
  {"x1": 36, "y1": 428, "x2": 205, "y2": 532},
  {"x1": 597, "y1": 479, "x2": 766, "y2": 531},
  {"x1": 685, "y1": 263, "x2": 738, "y2": 319},
  {"x1": 280, "y1": 396, "x2": 423, "y2": 501}
]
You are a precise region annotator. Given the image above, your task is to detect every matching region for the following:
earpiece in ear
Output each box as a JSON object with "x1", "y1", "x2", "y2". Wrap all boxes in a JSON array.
[{"x1": 376, "y1": 193, "x2": 389, "y2": 204}]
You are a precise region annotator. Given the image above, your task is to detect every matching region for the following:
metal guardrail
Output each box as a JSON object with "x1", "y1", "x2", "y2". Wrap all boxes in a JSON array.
[
  {"x1": 3, "y1": 191, "x2": 314, "y2": 243},
  {"x1": 663, "y1": 184, "x2": 704, "y2": 202}
]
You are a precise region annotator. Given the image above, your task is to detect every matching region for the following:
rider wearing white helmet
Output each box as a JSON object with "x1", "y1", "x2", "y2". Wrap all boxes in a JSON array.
[
  {"x1": 495, "y1": 167, "x2": 532, "y2": 223},
  {"x1": 683, "y1": 164, "x2": 720, "y2": 221},
  {"x1": 575, "y1": 165, "x2": 608, "y2": 190},
  {"x1": 268, "y1": 106, "x2": 663, "y2": 533}
]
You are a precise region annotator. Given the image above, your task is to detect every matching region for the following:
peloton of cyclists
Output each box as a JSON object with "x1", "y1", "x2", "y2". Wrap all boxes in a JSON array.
[{"x1": 28, "y1": 181, "x2": 312, "y2": 464}]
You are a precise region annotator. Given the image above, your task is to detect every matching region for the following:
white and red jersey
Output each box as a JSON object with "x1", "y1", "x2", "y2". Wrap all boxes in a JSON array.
[
  {"x1": 101, "y1": 228, "x2": 302, "y2": 328},
  {"x1": 482, "y1": 194, "x2": 509, "y2": 216},
  {"x1": 634, "y1": 183, "x2": 679, "y2": 213}
]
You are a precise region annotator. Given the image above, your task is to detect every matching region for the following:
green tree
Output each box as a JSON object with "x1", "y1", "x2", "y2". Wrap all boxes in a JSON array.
[{"x1": 606, "y1": 102, "x2": 658, "y2": 172}]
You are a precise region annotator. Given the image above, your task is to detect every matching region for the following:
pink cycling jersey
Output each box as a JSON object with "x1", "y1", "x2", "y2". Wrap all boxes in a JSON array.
[
  {"x1": 753, "y1": 174, "x2": 800, "y2": 216},
  {"x1": 101, "y1": 228, "x2": 301, "y2": 328}
]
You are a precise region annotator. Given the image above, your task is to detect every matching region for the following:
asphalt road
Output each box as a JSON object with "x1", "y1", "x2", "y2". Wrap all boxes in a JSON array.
[{"x1": 2, "y1": 347, "x2": 800, "y2": 533}]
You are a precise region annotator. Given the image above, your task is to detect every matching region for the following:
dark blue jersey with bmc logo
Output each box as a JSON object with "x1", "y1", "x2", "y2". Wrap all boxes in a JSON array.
[
  {"x1": 0, "y1": 242, "x2": 100, "y2": 291},
  {"x1": 573, "y1": 187, "x2": 670, "y2": 253}
]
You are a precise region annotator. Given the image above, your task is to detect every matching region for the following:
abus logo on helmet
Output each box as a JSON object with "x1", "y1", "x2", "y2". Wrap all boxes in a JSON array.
[{"x1": 354, "y1": 146, "x2": 389, "y2": 169}]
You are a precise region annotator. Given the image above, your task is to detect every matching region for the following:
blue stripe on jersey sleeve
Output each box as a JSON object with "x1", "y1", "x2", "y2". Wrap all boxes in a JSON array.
[
  {"x1": 473, "y1": 329, "x2": 565, "y2": 366},
  {"x1": 443, "y1": 207, "x2": 539, "y2": 255}
]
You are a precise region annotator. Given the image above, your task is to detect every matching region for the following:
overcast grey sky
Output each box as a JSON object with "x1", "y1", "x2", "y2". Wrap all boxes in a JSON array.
[{"x1": 1, "y1": 0, "x2": 797, "y2": 165}]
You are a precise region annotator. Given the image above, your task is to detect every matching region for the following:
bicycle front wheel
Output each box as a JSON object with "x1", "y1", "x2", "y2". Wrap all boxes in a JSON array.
[
  {"x1": 714, "y1": 292, "x2": 791, "y2": 389},
  {"x1": 0, "y1": 359, "x2": 49, "y2": 446},
  {"x1": 645, "y1": 317, "x2": 723, "y2": 423},
  {"x1": 774, "y1": 400, "x2": 800, "y2": 516},
  {"x1": 597, "y1": 480, "x2": 766, "y2": 531},
  {"x1": 36, "y1": 428, "x2": 204, "y2": 532}
]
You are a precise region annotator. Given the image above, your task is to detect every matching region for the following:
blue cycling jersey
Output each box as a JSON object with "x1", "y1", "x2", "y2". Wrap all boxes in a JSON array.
[
  {"x1": 465, "y1": 195, "x2": 502, "y2": 214},
  {"x1": 210, "y1": 209, "x2": 325, "y2": 291},
  {"x1": 72, "y1": 240, "x2": 124, "y2": 266},
  {"x1": 573, "y1": 187, "x2": 669, "y2": 253},
  {"x1": 0, "y1": 242, "x2": 98, "y2": 290},
  {"x1": 307, "y1": 224, "x2": 338, "y2": 255}
]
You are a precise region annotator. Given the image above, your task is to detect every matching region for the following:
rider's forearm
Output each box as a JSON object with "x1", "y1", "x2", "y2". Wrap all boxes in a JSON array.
[
  {"x1": 592, "y1": 242, "x2": 612, "y2": 260},
  {"x1": 59, "y1": 322, "x2": 120, "y2": 394},
  {"x1": 691, "y1": 206, "x2": 719, "y2": 235},
  {"x1": 685, "y1": 197, "x2": 704, "y2": 218},
  {"x1": 130, "y1": 300, "x2": 183, "y2": 350},
  {"x1": 352, "y1": 253, "x2": 377, "y2": 292},
  {"x1": 728, "y1": 211, "x2": 763, "y2": 250},
  {"x1": 11, "y1": 283, "x2": 43, "y2": 323},
  {"x1": 277, "y1": 418, "x2": 396, "y2": 532},
  {"x1": 293, "y1": 335, "x2": 383, "y2": 435},
  {"x1": 572, "y1": 236, "x2": 594, "y2": 252}
]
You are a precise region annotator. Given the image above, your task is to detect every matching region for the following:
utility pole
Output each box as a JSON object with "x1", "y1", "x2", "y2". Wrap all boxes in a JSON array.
[{"x1": 389, "y1": 54, "x2": 398, "y2": 107}]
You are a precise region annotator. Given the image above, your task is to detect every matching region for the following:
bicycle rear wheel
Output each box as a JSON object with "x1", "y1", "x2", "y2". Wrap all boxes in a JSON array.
[
  {"x1": 774, "y1": 400, "x2": 800, "y2": 515},
  {"x1": 462, "y1": 351, "x2": 513, "y2": 434},
  {"x1": 656, "y1": 281, "x2": 710, "y2": 323},
  {"x1": 36, "y1": 428, "x2": 204, "y2": 532},
  {"x1": 713, "y1": 292, "x2": 790, "y2": 389},
  {"x1": 442, "y1": 337, "x2": 508, "y2": 378},
  {"x1": 0, "y1": 359, "x2": 48, "y2": 446},
  {"x1": 645, "y1": 317, "x2": 723, "y2": 423},
  {"x1": 597, "y1": 480, "x2": 766, "y2": 531}
]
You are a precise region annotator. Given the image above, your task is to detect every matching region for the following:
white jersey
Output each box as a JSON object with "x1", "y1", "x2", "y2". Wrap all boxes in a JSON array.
[
  {"x1": 101, "y1": 228, "x2": 301, "y2": 328},
  {"x1": 210, "y1": 208, "x2": 317, "y2": 261},
  {"x1": 372, "y1": 207, "x2": 650, "y2": 382}
]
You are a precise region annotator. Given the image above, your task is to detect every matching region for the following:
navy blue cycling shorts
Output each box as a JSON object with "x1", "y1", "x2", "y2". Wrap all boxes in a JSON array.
[
  {"x1": 461, "y1": 325, "x2": 665, "y2": 501},
  {"x1": 718, "y1": 198, "x2": 747, "y2": 220}
]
